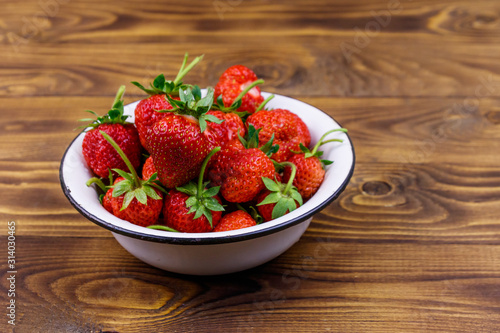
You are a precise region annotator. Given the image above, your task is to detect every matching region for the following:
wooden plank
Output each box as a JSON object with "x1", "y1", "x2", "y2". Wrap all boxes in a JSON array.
[
  {"x1": 4, "y1": 236, "x2": 500, "y2": 332},
  {"x1": 0, "y1": 1, "x2": 499, "y2": 97}
]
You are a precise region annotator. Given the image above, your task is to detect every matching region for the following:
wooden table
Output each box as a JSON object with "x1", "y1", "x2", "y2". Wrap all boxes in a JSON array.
[{"x1": 1, "y1": 0, "x2": 500, "y2": 332}]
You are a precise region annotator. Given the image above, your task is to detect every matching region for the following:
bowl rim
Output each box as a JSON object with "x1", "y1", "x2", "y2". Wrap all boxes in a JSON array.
[{"x1": 59, "y1": 94, "x2": 355, "y2": 245}]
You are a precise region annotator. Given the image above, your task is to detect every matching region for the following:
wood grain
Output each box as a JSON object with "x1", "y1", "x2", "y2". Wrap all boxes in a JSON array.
[
  {"x1": 0, "y1": 0, "x2": 499, "y2": 98},
  {"x1": 1, "y1": 0, "x2": 500, "y2": 332},
  {"x1": 3, "y1": 237, "x2": 500, "y2": 332}
]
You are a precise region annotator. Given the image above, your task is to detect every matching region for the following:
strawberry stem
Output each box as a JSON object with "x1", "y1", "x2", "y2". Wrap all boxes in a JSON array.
[
  {"x1": 147, "y1": 225, "x2": 179, "y2": 232},
  {"x1": 112, "y1": 85, "x2": 126, "y2": 108},
  {"x1": 279, "y1": 161, "x2": 297, "y2": 196},
  {"x1": 310, "y1": 128, "x2": 348, "y2": 156},
  {"x1": 100, "y1": 131, "x2": 141, "y2": 189},
  {"x1": 86, "y1": 177, "x2": 108, "y2": 192},
  {"x1": 197, "y1": 146, "x2": 221, "y2": 199},
  {"x1": 232, "y1": 79, "x2": 265, "y2": 105},
  {"x1": 173, "y1": 54, "x2": 204, "y2": 86},
  {"x1": 255, "y1": 94, "x2": 274, "y2": 112}
]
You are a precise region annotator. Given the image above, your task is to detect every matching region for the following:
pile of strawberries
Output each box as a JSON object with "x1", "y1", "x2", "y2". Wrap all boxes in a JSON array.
[{"x1": 81, "y1": 54, "x2": 346, "y2": 233}]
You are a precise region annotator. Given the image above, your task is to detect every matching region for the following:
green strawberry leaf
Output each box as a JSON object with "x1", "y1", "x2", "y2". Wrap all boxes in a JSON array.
[
  {"x1": 192, "y1": 85, "x2": 202, "y2": 100},
  {"x1": 185, "y1": 196, "x2": 198, "y2": 208},
  {"x1": 85, "y1": 110, "x2": 98, "y2": 117},
  {"x1": 178, "y1": 147, "x2": 224, "y2": 228},
  {"x1": 112, "y1": 180, "x2": 132, "y2": 197},
  {"x1": 260, "y1": 134, "x2": 279, "y2": 156},
  {"x1": 197, "y1": 87, "x2": 214, "y2": 108},
  {"x1": 113, "y1": 168, "x2": 134, "y2": 184},
  {"x1": 204, "y1": 114, "x2": 224, "y2": 124},
  {"x1": 143, "y1": 185, "x2": 162, "y2": 200},
  {"x1": 203, "y1": 186, "x2": 220, "y2": 198},
  {"x1": 145, "y1": 172, "x2": 158, "y2": 183},
  {"x1": 285, "y1": 198, "x2": 298, "y2": 213},
  {"x1": 193, "y1": 206, "x2": 205, "y2": 220},
  {"x1": 290, "y1": 189, "x2": 303, "y2": 206},
  {"x1": 179, "y1": 86, "x2": 193, "y2": 104},
  {"x1": 121, "y1": 191, "x2": 136, "y2": 210},
  {"x1": 216, "y1": 94, "x2": 224, "y2": 108},
  {"x1": 262, "y1": 177, "x2": 281, "y2": 192},
  {"x1": 132, "y1": 55, "x2": 204, "y2": 96},
  {"x1": 229, "y1": 98, "x2": 242, "y2": 110},
  {"x1": 272, "y1": 199, "x2": 290, "y2": 220},
  {"x1": 198, "y1": 117, "x2": 207, "y2": 133},
  {"x1": 202, "y1": 209, "x2": 213, "y2": 227},
  {"x1": 257, "y1": 192, "x2": 281, "y2": 206},
  {"x1": 176, "y1": 182, "x2": 198, "y2": 196},
  {"x1": 203, "y1": 197, "x2": 224, "y2": 211},
  {"x1": 79, "y1": 86, "x2": 130, "y2": 130},
  {"x1": 299, "y1": 143, "x2": 310, "y2": 153},
  {"x1": 153, "y1": 74, "x2": 166, "y2": 90},
  {"x1": 134, "y1": 188, "x2": 147, "y2": 205},
  {"x1": 131, "y1": 81, "x2": 157, "y2": 95}
]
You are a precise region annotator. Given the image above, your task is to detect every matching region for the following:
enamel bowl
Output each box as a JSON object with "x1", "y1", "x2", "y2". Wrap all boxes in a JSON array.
[{"x1": 60, "y1": 92, "x2": 355, "y2": 275}]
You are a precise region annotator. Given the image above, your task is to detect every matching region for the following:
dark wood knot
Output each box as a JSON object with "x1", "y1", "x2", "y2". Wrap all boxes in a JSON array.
[
  {"x1": 361, "y1": 181, "x2": 392, "y2": 196},
  {"x1": 486, "y1": 110, "x2": 500, "y2": 125}
]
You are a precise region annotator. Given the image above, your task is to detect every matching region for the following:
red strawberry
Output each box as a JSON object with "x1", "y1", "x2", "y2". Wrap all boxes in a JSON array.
[
  {"x1": 246, "y1": 108, "x2": 311, "y2": 163},
  {"x1": 162, "y1": 148, "x2": 225, "y2": 233},
  {"x1": 283, "y1": 128, "x2": 347, "y2": 201},
  {"x1": 213, "y1": 210, "x2": 256, "y2": 232},
  {"x1": 134, "y1": 94, "x2": 175, "y2": 150},
  {"x1": 132, "y1": 54, "x2": 204, "y2": 150},
  {"x1": 109, "y1": 177, "x2": 163, "y2": 227},
  {"x1": 102, "y1": 187, "x2": 114, "y2": 214},
  {"x1": 142, "y1": 156, "x2": 157, "y2": 180},
  {"x1": 81, "y1": 86, "x2": 142, "y2": 178},
  {"x1": 206, "y1": 110, "x2": 246, "y2": 147},
  {"x1": 214, "y1": 65, "x2": 264, "y2": 113},
  {"x1": 283, "y1": 154, "x2": 323, "y2": 201},
  {"x1": 220, "y1": 148, "x2": 275, "y2": 203},
  {"x1": 207, "y1": 125, "x2": 277, "y2": 203},
  {"x1": 99, "y1": 132, "x2": 165, "y2": 227},
  {"x1": 163, "y1": 189, "x2": 223, "y2": 232},
  {"x1": 256, "y1": 164, "x2": 303, "y2": 222},
  {"x1": 205, "y1": 138, "x2": 244, "y2": 185},
  {"x1": 147, "y1": 86, "x2": 223, "y2": 188}
]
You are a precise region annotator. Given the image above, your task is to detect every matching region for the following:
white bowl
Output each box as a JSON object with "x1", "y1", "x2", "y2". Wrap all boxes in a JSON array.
[{"x1": 60, "y1": 92, "x2": 355, "y2": 275}]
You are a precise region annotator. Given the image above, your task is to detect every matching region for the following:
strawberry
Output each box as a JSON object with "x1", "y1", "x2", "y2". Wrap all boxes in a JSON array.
[
  {"x1": 133, "y1": 94, "x2": 176, "y2": 150},
  {"x1": 214, "y1": 65, "x2": 264, "y2": 114},
  {"x1": 205, "y1": 137, "x2": 245, "y2": 186},
  {"x1": 102, "y1": 188, "x2": 114, "y2": 214},
  {"x1": 81, "y1": 86, "x2": 142, "y2": 178},
  {"x1": 257, "y1": 162, "x2": 303, "y2": 221},
  {"x1": 142, "y1": 156, "x2": 157, "y2": 181},
  {"x1": 205, "y1": 110, "x2": 246, "y2": 147},
  {"x1": 99, "y1": 131, "x2": 165, "y2": 227},
  {"x1": 132, "y1": 54, "x2": 203, "y2": 150},
  {"x1": 213, "y1": 210, "x2": 257, "y2": 232},
  {"x1": 147, "y1": 86, "x2": 224, "y2": 188},
  {"x1": 246, "y1": 108, "x2": 311, "y2": 163},
  {"x1": 107, "y1": 177, "x2": 162, "y2": 227},
  {"x1": 207, "y1": 125, "x2": 277, "y2": 203},
  {"x1": 162, "y1": 148, "x2": 225, "y2": 233},
  {"x1": 283, "y1": 128, "x2": 347, "y2": 201}
]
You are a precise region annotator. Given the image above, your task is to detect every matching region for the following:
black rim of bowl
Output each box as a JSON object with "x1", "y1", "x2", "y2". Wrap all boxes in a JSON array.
[{"x1": 59, "y1": 103, "x2": 356, "y2": 245}]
